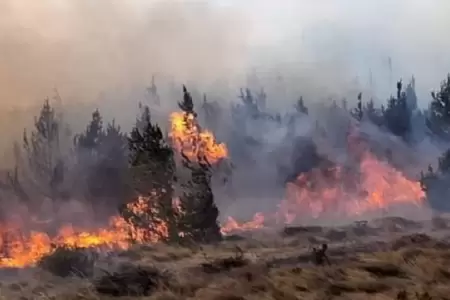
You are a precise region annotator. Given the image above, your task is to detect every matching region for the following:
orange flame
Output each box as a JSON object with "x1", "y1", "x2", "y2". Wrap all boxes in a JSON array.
[
  {"x1": 0, "y1": 121, "x2": 426, "y2": 267},
  {"x1": 220, "y1": 127, "x2": 426, "y2": 234},
  {"x1": 0, "y1": 196, "x2": 173, "y2": 268},
  {"x1": 169, "y1": 112, "x2": 228, "y2": 163}
]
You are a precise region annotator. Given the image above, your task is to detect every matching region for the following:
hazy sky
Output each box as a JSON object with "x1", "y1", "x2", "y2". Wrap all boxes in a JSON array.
[
  {"x1": 1, "y1": 0, "x2": 450, "y2": 108},
  {"x1": 217, "y1": 0, "x2": 450, "y2": 104}
]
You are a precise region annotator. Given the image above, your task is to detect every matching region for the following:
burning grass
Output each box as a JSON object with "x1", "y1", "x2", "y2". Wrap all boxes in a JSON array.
[{"x1": 0, "y1": 223, "x2": 449, "y2": 299}]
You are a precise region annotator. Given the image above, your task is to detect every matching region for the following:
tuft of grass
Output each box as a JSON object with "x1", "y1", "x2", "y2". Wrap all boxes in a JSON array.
[
  {"x1": 37, "y1": 246, "x2": 96, "y2": 278},
  {"x1": 201, "y1": 246, "x2": 249, "y2": 274},
  {"x1": 94, "y1": 263, "x2": 171, "y2": 297}
]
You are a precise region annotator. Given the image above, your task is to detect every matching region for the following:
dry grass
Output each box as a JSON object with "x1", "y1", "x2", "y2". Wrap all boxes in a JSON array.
[{"x1": 3, "y1": 220, "x2": 450, "y2": 300}]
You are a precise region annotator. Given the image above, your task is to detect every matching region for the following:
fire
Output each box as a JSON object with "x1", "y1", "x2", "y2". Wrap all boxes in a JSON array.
[
  {"x1": 0, "y1": 117, "x2": 427, "y2": 268},
  {"x1": 0, "y1": 220, "x2": 130, "y2": 268},
  {"x1": 220, "y1": 213, "x2": 265, "y2": 235},
  {"x1": 220, "y1": 127, "x2": 426, "y2": 233},
  {"x1": 0, "y1": 110, "x2": 230, "y2": 269},
  {"x1": 279, "y1": 151, "x2": 425, "y2": 221},
  {"x1": 0, "y1": 196, "x2": 170, "y2": 268},
  {"x1": 169, "y1": 112, "x2": 228, "y2": 163}
]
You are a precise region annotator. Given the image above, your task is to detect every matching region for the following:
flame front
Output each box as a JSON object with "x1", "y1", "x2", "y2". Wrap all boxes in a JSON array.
[
  {"x1": 169, "y1": 112, "x2": 228, "y2": 163},
  {"x1": 0, "y1": 220, "x2": 129, "y2": 268},
  {"x1": 221, "y1": 130, "x2": 426, "y2": 234},
  {"x1": 0, "y1": 119, "x2": 426, "y2": 267}
]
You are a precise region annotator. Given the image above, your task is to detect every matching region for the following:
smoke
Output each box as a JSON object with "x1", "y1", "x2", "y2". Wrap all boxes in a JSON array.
[
  {"x1": 1, "y1": 0, "x2": 450, "y2": 226},
  {"x1": 242, "y1": 0, "x2": 450, "y2": 106},
  {"x1": 0, "y1": 0, "x2": 251, "y2": 107}
]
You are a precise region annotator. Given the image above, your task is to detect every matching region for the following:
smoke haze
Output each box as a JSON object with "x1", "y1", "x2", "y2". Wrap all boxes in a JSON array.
[
  {"x1": 1, "y1": 0, "x2": 450, "y2": 215},
  {"x1": 0, "y1": 0, "x2": 251, "y2": 107}
]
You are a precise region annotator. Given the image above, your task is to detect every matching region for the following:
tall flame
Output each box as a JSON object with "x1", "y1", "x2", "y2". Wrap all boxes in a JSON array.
[
  {"x1": 221, "y1": 127, "x2": 426, "y2": 234},
  {"x1": 169, "y1": 112, "x2": 228, "y2": 163},
  {"x1": 0, "y1": 118, "x2": 426, "y2": 267}
]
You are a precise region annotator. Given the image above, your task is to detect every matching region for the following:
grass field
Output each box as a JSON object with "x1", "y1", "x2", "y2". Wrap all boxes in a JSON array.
[{"x1": 1, "y1": 216, "x2": 450, "y2": 300}]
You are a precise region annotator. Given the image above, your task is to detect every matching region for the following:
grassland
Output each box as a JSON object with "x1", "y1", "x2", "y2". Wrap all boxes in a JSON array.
[{"x1": 1, "y1": 216, "x2": 450, "y2": 300}]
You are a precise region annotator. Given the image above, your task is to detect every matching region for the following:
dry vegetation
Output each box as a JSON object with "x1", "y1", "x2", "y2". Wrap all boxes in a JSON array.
[{"x1": 1, "y1": 217, "x2": 450, "y2": 300}]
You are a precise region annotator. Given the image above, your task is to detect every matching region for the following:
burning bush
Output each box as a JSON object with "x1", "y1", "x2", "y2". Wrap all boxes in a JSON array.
[
  {"x1": 120, "y1": 86, "x2": 223, "y2": 244},
  {"x1": 37, "y1": 246, "x2": 97, "y2": 277}
]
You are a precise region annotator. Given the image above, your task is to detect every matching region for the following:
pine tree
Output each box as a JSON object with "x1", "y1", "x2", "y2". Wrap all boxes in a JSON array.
[
  {"x1": 295, "y1": 96, "x2": 308, "y2": 115},
  {"x1": 350, "y1": 93, "x2": 363, "y2": 121},
  {"x1": 20, "y1": 99, "x2": 66, "y2": 200},
  {"x1": 75, "y1": 109, "x2": 104, "y2": 153},
  {"x1": 122, "y1": 106, "x2": 180, "y2": 242},
  {"x1": 74, "y1": 110, "x2": 128, "y2": 209},
  {"x1": 383, "y1": 80, "x2": 412, "y2": 139},
  {"x1": 178, "y1": 154, "x2": 222, "y2": 243},
  {"x1": 364, "y1": 99, "x2": 384, "y2": 127},
  {"x1": 427, "y1": 74, "x2": 450, "y2": 139},
  {"x1": 420, "y1": 149, "x2": 450, "y2": 213},
  {"x1": 176, "y1": 86, "x2": 222, "y2": 242}
]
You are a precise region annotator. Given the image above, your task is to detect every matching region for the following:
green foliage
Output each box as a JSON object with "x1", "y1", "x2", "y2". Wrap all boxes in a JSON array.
[
  {"x1": 383, "y1": 80, "x2": 412, "y2": 139},
  {"x1": 5, "y1": 99, "x2": 68, "y2": 203},
  {"x1": 420, "y1": 149, "x2": 450, "y2": 213},
  {"x1": 24, "y1": 100, "x2": 63, "y2": 187},
  {"x1": 176, "y1": 87, "x2": 222, "y2": 243},
  {"x1": 38, "y1": 246, "x2": 96, "y2": 277},
  {"x1": 179, "y1": 85, "x2": 195, "y2": 115},
  {"x1": 121, "y1": 105, "x2": 180, "y2": 243},
  {"x1": 364, "y1": 98, "x2": 384, "y2": 127},
  {"x1": 74, "y1": 109, "x2": 129, "y2": 205},
  {"x1": 427, "y1": 74, "x2": 450, "y2": 139},
  {"x1": 178, "y1": 153, "x2": 222, "y2": 243},
  {"x1": 75, "y1": 109, "x2": 104, "y2": 151}
]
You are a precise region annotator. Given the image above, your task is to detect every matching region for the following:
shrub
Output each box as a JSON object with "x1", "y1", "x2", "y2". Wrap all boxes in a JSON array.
[
  {"x1": 94, "y1": 264, "x2": 170, "y2": 297},
  {"x1": 37, "y1": 246, "x2": 96, "y2": 277}
]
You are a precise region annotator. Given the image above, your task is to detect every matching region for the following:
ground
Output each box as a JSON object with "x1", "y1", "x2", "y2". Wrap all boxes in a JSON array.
[{"x1": 1, "y1": 216, "x2": 450, "y2": 300}]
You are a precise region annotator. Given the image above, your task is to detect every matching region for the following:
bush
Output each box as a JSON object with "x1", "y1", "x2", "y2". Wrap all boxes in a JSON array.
[
  {"x1": 94, "y1": 264, "x2": 170, "y2": 297},
  {"x1": 37, "y1": 246, "x2": 97, "y2": 277}
]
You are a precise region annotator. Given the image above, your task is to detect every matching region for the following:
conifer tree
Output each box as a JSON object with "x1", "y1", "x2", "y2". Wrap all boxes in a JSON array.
[
  {"x1": 383, "y1": 80, "x2": 412, "y2": 139},
  {"x1": 75, "y1": 109, "x2": 104, "y2": 153},
  {"x1": 295, "y1": 96, "x2": 309, "y2": 115},
  {"x1": 74, "y1": 110, "x2": 128, "y2": 208},
  {"x1": 178, "y1": 154, "x2": 222, "y2": 243},
  {"x1": 19, "y1": 99, "x2": 66, "y2": 200},
  {"x1": 427, "y1": 74, "x2": 450, "y2": 139},
  {"x1": 364, "y1": 99, "x2": 384, "y2": 127},
  {"x1": 177, "y1": 86, "x2": 222, "y2": 242},
  {"x1": 350, "y1": 93, "x2": 363, "y2": 121},
  {"x1": 420, "y1": 149, "x2": 450, "y2": 213},
  {"x1": 122, "y1": 106, "x2": 180, "y2": 242}
]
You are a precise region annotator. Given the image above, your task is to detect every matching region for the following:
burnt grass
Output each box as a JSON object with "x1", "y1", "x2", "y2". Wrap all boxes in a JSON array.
[{"x1": 4, "y1": 217, "x2": 450, "y2": 299}]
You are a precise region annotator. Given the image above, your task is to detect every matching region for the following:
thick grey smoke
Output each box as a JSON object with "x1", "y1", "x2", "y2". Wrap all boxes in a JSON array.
[
  {"x1": 241, "y1": 0, "x2": 450, "y2": 106},
  {"x1": 0, "y1": 0, "x2": 251, "y2": 107},
  {"x1": 1, "y1": 0, "x2": 450, "y2": 226},
  {"x1": 0, "y1": 0, "x2": 253, "y2": 159}
]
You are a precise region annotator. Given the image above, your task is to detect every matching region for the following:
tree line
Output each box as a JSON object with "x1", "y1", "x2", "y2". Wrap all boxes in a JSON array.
[{"x1": 1, "y1": 73, "x2": 450, "y2": 242}]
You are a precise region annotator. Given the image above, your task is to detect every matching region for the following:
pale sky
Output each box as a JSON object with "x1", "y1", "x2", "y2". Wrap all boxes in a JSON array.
[
  {"x1": 217, "y1": 0, "x2": 450, "y2": 104},
  {"x1": 1, "y1": 0, "x2": 450, "y2": 107}
]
